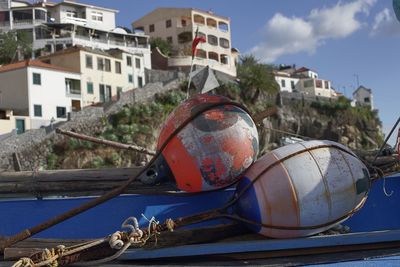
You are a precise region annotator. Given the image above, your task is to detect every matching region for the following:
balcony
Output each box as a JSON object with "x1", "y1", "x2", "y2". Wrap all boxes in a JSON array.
[
  {"x1": 65, "y1": 78, "x2": 81, "y2": 96},
  {"x1": 63, "y1": 16, "x2": 87, "y2": 26}
]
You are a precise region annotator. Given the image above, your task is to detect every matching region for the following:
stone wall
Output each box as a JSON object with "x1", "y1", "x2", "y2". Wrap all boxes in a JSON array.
[
  {"x1": 0, "y1": 78, "x2": 183, "y2": 172},
  {"x1": 145, "y1": 68, "x2": 186, "y2": 85},
  {"x1": 280, "y1": 91, "x2": 337, "y2": 106}
]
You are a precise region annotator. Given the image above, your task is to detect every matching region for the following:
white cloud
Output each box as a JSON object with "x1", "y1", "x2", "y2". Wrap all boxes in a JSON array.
[
  {"x1": 370, "y1": 8, "x2": 400, "y2": 37},
  {"x1": 249, "y1": 0, "x2": 376, "y2": 63}
]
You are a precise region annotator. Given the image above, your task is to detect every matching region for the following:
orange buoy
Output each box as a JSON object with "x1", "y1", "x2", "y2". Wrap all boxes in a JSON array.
[{"x1": 157, "y1": 94, "x2": 259, "y2": 192}]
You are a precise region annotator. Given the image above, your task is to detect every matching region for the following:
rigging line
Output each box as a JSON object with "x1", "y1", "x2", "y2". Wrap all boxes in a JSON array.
[
  {"x1": 0, "y1": 100, "x2": 252, "y2": 253},
  {"x1": 372, "y1": 116, "x2": 400, "y2": 165},
  {"x1": 263, "y1": 126, "x2": 312, "y2": 140}
]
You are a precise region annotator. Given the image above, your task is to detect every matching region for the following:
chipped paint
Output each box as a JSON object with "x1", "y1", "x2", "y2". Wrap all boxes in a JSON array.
[{"x1": 157, "y1": 94, "x2": 259, "y2": 192}]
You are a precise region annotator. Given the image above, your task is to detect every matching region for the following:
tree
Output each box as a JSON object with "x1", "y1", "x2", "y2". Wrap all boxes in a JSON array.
[
  {"x1": 0, "y1": 31, "x2": 32, "y2": 64},
  {"x1": 149, "y1": 37, "x2": 172, "y2": 56},
  {"x1": 237, "y1": 55, "x2": 279, "y2": 104}
]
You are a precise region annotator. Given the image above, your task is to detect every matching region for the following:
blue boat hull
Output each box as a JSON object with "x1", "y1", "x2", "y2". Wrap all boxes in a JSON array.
[
  {"x1": 1, "y1": 173, "x2": 400, "y2": 264},
  {"x1": 0, "y1": 189, "x2": 234, "y2": 239}
]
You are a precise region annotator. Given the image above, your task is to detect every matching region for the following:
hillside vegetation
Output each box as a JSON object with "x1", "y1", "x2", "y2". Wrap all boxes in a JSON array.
[{"x1": 46, "y1": 57, "x2": 383, "y2": 170}]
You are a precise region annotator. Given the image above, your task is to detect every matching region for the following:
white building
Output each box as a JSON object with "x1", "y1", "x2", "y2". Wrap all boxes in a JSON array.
[
  {"x1": 0, "y1": 59, "x2": 81, "y2": 131},
  {"x1": 132, "y1": 8, "x2": 237, "y2": 77},
  {"x1": 40, "y1": 45, "x2": 146, "y2": 107},
  {"x1": 274, "y1": 71, "x2": 300, "y2": 93},
  {"x1": 0, "y1": 0, "x2": 151, "y2": 69},
  {"x1": 352, "y1": 86, "x2": 374, "y2": 110},
  {"x1": 273, "y1": 66, "x2": 335, "y2": 97}
]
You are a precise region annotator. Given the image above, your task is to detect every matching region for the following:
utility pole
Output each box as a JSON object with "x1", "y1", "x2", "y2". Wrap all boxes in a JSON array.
[{"x1": 354, "y1": 74, "x2": 360, "y2": 88}]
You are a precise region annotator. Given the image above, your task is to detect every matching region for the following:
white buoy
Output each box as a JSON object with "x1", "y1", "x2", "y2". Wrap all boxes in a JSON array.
[{"x1": 236, "y1": 140, "x2": 370, "y2": 238}]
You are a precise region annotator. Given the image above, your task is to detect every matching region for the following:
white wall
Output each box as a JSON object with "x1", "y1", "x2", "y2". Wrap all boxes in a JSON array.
[
  {"x1": 353, "y1": 88, "x2": 374, "y2": 110},
  {"x1": 275, "y1": 76, "x2": 300, "y2": 93},
  {"x1": 27, "y1": 67, "x2": 81, "y2": 128},
  {"x1": 86, "y1": 7, "x2": 116, "y2": 31}
]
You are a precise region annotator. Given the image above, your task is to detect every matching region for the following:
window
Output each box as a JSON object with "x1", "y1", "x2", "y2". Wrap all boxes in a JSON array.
[
  {"x1": 85, "y1": 55, "x2": 93, "y2": 69},
  {"x1": 128, "y1": 74, "x2": 133, "y2": 83},
  {"x1": 166, "y1": 19, "x2": 171, "y2": 28},
  {"x1": 324, "y1": 81, "x2": 329, "y2": 89},
  {"x1": 166, "y1": 36, "x2": 173, "y2": 44},
  {"x1": 218, "y1": 21, "x2": 229, "y2": 32},
  {"x1": 35, "y1": 9, "x2": 46, "y2": 21},
  {"x1": 138, "y1": 76, "x2": 143, "y2": 88},
  {"x1": 193, "y1": 14, "x2": 205, "y2": 25},
  {"x1": 56, "y1": 106, "x2": 66, "y2": 118},
  {"x1": 66, "y1": 10, "x2": 77, "y2": 18},
  {"x1": 87, "y1": 82, "x2": 93, "y2": 94},
  {"x1": 65, "y1": 78, "x2": 81, "y2": 94},
  {"x1": 149, "y1": 24, "x2": 155, "y2": 32},
  {"x1": 127, "y1": 56, "x2": 132, "y2": 66},
  {"x1": 315, "y1": 79, "x2": 322, "y2": 88},
  {"x1": 364, "y1": 97, "x2": 370, "y2": 103},
  {"x1": 291, "y1": 81, "x2": 295, "y2": 90},
  {"x1": 33, "y1": 73, "x2": 41, "y2": 85},
  {"x1": 207, "y1": 35, "x2": 218, "y2": 46},
  {"x1": 281, "y1": 79, "x2": 286, "y2": 88},
  {"x1": 219, "y1": 38, "x2": 230, "y2": 49},
  {"x1": 97, "y1": 57, "x2": 104, "y2": 70},
  {"x1": 135, "y1": 58, "x2": 141, "y2": 69},
  {"x1": 33, "y1": 105, "x2": 42, "y2": 117},
  {"x1": 206, "y1": 18, "x2": 217, "y2": 28},
  {"x1": 115, "y1": 61, "x2": 121, "y2": 74},
  {"x1": 181, "y1": 19, "x2": 187, "y2": 27},
  {"x1": 104, "y1": 58, "x2": 111, "y2": 72},
  {"x1": 91, "y1": 11, "x2": 103, "y2": 21}
]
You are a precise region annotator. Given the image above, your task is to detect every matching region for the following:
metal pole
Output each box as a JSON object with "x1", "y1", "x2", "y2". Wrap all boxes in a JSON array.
[
  {"x1": 372, "y1": 116, "x2": 400, "y2": 164},
  {"x1": 186, "y1": 60, "x2": 195, "y2": 99}
]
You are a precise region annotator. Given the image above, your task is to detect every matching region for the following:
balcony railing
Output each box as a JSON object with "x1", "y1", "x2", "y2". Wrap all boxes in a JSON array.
[
  {"x1": 66, "y1": 88, "x2": 81, "y2": 95},
  {"x1": 63, "y1": 17, "x2": 87, "y2": 25},
  {"x1": 0, "y1": 21, "x2": 10, "y2": 27},
  {"x1": 13, "y1": 19, "x2": 33, "y2": 25}
]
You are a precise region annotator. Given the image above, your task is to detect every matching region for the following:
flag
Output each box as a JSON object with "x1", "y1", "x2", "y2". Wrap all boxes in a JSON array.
[{"x1": 191, "y1": 30, "x2": 206, "y2": 58}]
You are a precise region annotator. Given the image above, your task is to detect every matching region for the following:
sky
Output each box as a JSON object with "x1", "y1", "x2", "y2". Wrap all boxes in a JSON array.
[{"x1": 59, "y1": 0, "x2": 400, "y2": 146}]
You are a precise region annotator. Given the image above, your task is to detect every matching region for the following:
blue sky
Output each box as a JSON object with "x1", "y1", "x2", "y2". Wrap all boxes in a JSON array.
[{"x1": 66, "y1": 0, "x2": 400, "y2": 145}]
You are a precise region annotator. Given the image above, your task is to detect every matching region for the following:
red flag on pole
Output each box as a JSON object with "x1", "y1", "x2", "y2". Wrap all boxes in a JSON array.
[{"x1": 192, "y1": 32, "x2": 206, "y2": 59}]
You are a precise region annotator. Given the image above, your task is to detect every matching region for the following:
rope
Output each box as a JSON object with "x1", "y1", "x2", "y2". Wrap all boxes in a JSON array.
[
  {"x1": 263, "y1": 126, "x2": 312, "y2": 141},
  {"x1": 1, "y1": 100, "x2": 252, "y2": 252},
  {"x1": 79, "y1": 214, "x2": 161, "y2": 266},
  {"x1": 12, "y1": 257, "x2": 34, "y2": 267},
  {"x1": 209, "y1": 143, "x2": 372, "y2": 231}
]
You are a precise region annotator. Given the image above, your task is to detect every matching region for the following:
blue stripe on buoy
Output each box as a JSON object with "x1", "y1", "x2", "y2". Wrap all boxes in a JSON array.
[{"x1": 235, "y1": 176, "x2": 262, "y2": 233}]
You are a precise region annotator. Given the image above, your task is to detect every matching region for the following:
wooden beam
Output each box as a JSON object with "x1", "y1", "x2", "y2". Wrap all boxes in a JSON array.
[{"x1": 0, "y1": 167, "x2": 177, "y2": 198}]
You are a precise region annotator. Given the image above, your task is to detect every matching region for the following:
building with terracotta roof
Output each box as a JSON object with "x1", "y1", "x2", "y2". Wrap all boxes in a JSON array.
[
  {"x1": 0, "y1": 0, "x2": 151, "y2": 68},
  {"x1": 0, "y1": 59, "x2": 81, "y2": 133},
  {"x1": 274, "y1": 65, "x2": 335, "y2": 97},
  {"x1": 132, "y1": 8, "x2": 236, "y2": 77},
  {"x1": 39, "y1": 45, "x2": 146, "y2": 107}
]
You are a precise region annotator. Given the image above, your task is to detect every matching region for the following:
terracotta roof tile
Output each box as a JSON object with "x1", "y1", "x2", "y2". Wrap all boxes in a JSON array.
[{"x1": 0, "y1": 60, "x2": 79, "y2": 74}]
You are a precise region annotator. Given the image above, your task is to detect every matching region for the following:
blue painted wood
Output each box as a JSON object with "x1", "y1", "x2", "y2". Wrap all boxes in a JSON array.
[
  {"x1": 345, "y1": 174, "x2": 400, "y2": 231},
  {"x1": 0, "y1": 189, "x2": 234, "y2": 239},
  {"x1": 312, "y1": 255, "x2": 400, "y2": 266},
  {"x1": 119, "y1": 229, "x2": 400, "y2": 260}
]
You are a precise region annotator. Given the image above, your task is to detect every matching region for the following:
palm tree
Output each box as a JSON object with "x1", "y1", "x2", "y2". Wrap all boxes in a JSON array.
[{"x1": 237, "y1": 55, "x2": 279, "y2": 104}]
